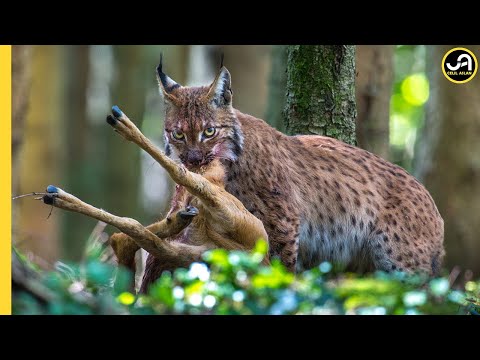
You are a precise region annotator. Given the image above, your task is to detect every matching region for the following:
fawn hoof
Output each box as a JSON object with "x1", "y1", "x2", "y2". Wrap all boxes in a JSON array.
[
  {"x1": 106, "y1": 114, "x2": 118, "y2": 126},
  {"x1": 46, "y1": 185, "x2": 58, "y2": 194},
  {"x1": 179, "y1": 206, "x2": 199, "y2": 219},
  {"x1": 112, "y1": 105, "x2": 123, "y2": 118},
  {"x1": 42, "y1": 194, "x2": 55, "y2": 205}
]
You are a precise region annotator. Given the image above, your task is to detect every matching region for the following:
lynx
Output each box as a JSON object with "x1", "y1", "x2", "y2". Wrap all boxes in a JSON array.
[
  {"x1": 41, "y1": 59, "x2": 445, "y2": 293},
  {"x1": 151, "y1": 61, "x2": 444, "y2": 277}
]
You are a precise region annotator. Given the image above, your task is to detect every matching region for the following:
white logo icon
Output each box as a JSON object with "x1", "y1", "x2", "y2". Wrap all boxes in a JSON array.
[{"x1": 446, "y1": 54, "x2": 473, "y2": 71}]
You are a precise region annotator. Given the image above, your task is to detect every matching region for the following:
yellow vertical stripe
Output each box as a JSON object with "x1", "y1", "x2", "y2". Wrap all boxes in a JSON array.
[{"x1": 0, "y1": 45, "x2": 12, "y2": 315}]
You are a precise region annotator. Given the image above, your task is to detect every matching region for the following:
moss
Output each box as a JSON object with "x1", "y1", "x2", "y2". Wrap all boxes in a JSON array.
[{"x1": 284, "y1": 45, "x2": 356, "y2": 145}]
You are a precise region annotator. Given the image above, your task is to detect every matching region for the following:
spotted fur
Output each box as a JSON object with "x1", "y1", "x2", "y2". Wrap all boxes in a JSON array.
[{"x1": 152, "y1": 64, "x2": 445, "y2": 276}]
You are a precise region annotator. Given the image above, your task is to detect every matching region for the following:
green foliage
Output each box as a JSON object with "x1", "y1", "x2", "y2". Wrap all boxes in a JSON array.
[
  {"x1": 390, "y1": 45, "x2": 428, "y2": 171},
  {"x1": 13, "y1": 240, "x2": 479, "y2": 315}
]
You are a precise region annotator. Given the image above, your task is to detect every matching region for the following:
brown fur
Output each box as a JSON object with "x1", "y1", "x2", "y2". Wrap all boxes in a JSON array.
[
  {"x1": 150, "y1": 64, "x2": 445, "y2": 282},
  {"x1": 46, "y1": 63, "x2": 445, "y2": 294}
]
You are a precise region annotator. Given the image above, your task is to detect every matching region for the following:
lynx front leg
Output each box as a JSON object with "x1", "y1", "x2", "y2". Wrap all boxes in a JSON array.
[
  {"x1": 264, "y1": 209, "x2": 301, "y2": 272},
  {"x1": 277, "y1": 226, "x2": 300, "y2": 272}
]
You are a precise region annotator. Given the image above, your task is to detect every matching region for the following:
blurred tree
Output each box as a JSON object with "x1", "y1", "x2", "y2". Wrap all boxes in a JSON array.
[
  {"x1": 223, "y1": 46, "x2": 271, "y2": 119},
  {"x1": 355, "y1": 45, "x2": 393, "y2": 158},
  {"x1": 265, "y1": 45, "x2": 287, "y2": 133},
  {"x1": 17, "y1": 46, "x2": 63, "y2": 264},
  {"x1": 12, "y1": 45, "x2": 31, "y2": 241},
  {"x1": 59, "y1": 46, "x2": 92, "y2": 260},
  {"x1": 415, "y1": 45, "x2": 480, "y2": 275},
  {"x1": 389, "y1": 45, "x2": 428, "y2": 171},
  {"x1": 104, "y1": 46, "x2": 149, "y2": 225},
  {"x1": 284, "y1": 45, "x2": 356, "y2": 144},
  {"x1": 190, "y1": 45, "x2": 271, "y2": 119},
  {"x1": 12, "y1": 45, "x2": 31, "y2": 196}
]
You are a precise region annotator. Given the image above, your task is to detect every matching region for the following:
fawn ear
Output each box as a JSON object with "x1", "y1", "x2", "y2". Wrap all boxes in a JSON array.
[
  {"x1": 156, "y1": 54, "x2": 181, "y2": 103},
  {"x1": 206, "y1": 66, "x2": 232, "y2": 107}
]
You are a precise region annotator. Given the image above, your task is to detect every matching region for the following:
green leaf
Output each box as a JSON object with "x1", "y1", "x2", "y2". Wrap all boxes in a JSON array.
[
  {"x1": 403, "y1": 291, "x2": 427, "y2": 307},
  {"x1": 149, "y1": 274, "x2": 175, "y2": 308},
  {"x1": 85, "y1": 261, "x2": 115, "y2": 287},
  {"x1": 253, "y1": 239, "x2": 268, "y2": 256},
  {"x1": 117, "y1": 292, "x2": 136, "y2": 306},
  {"x1": 429, "y1": 278, "x2": 449, "y2": 297},
  {"x1": 203, "y1": 249, "x2": 230, "y2": 268},
  {"x1": 113, "y1": 267, "x2": 134, "y2": 295}
]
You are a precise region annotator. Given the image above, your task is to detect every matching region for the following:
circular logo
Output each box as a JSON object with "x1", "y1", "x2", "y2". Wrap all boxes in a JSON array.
[{"x1": 442, "y1": 47, "x2": 477, "y2": 84}]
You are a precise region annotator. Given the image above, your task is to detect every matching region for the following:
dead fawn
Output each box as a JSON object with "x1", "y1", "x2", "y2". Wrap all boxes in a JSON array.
[{"x1": 42, "y1": 105, "x2": 268, "y2": 289}]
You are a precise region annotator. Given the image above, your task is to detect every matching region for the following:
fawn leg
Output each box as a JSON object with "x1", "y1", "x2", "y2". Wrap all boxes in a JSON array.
[
  {"x1": 42, "y1": 185, "x2": 209, "y2": 268},
  {"x1": 106, "y1": 107, "x2": 220, "y2": 208},
  {"x1": 109, "y1": 206, "x2": 198, "y2": 270}
]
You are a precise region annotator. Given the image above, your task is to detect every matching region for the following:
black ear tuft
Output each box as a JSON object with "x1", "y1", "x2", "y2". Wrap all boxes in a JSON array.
[
  {"x1": 220, "y1": 53, "x2": 224, "y2": 69},
  {"x1": 158, "y1": 52, "x2": 163, "y2": 73},
  {"x1": 156, "y1": 53, "x2": 181, "y2": 96}
]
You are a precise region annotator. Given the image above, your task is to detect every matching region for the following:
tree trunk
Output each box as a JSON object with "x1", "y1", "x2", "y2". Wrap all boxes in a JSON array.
[
  {"x1": 265, "y1": 45, "x2": 287, "y2": 132},
  {"x1": 284, "y1": 45, "x2": 356, "y2": 144},
  {"x1": 415, "y1": 45, "x2": 480, "y2": 276},
  {"x1": 355, "y1": 45, "x2": 393, "y2": 159}
]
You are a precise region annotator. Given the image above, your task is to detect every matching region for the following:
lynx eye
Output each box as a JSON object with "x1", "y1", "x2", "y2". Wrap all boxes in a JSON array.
[
  {"x1": 172, "y1": 130, "x2": 185, "y2": 140},
  {"x1": 203, "y1": 127, "x2": 216, "y2": 138}
]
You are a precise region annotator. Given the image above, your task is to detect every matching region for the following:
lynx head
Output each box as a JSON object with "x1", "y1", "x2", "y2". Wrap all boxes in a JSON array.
[{"x1": 157, "y1": 59, "x2": 243, "y2": 170}]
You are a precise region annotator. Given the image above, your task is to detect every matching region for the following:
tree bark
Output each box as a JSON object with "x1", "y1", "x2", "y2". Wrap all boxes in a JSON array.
[
  {"x1": 355, "y1": 45, "x2": 393, "y2": 159},
  {"x1": 284, "y1": 45, "x2": 356, "y2": 144},
  {"x1": 415, "y1": 45, "x2": 480, "y2": 275},
  {"x1": 265, "y1": 45, "x2": 287, "y2": 132}
]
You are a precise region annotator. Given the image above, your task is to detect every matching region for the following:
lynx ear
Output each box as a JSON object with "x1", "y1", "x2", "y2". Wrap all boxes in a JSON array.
[
  {"x1": 206, "y1": 66, "x2": 232, "y2": 107},
  {"x1": 156, "y1": 54, "x2": 181, "y2": 102}
]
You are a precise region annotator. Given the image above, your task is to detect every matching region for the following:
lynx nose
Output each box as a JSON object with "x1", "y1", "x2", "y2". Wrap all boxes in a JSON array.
[{"x1": 186, "y1": 149, "x2": 203, "y2": 166}]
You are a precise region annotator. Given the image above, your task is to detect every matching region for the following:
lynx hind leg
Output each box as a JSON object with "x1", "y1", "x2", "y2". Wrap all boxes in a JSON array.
[{"x1": 368, "y1": 223, "x2": 439, "y2": 275}]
